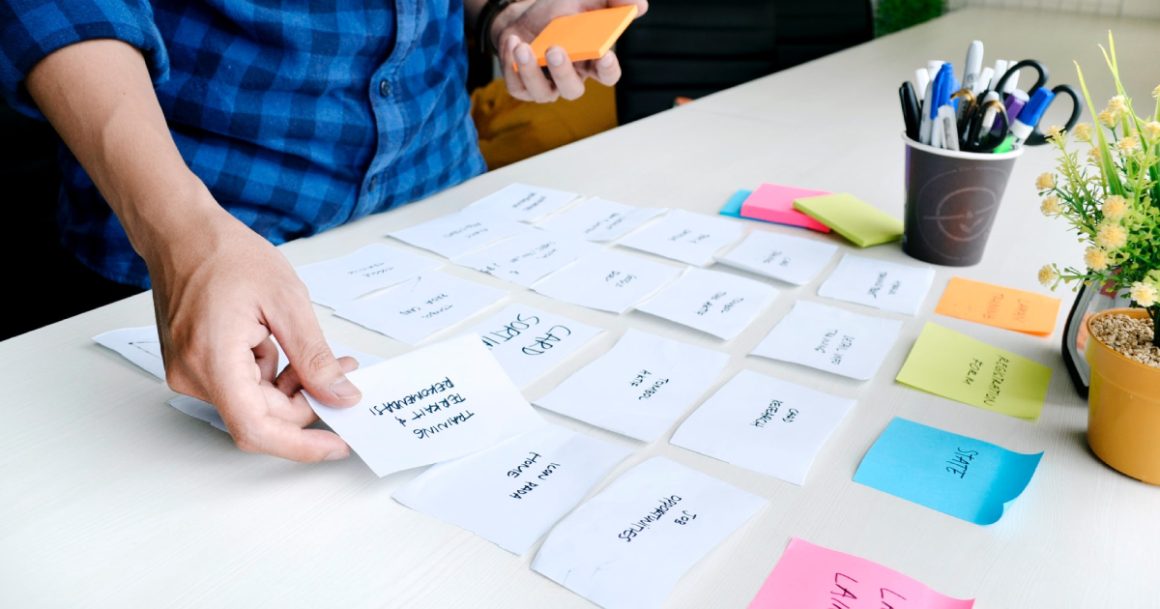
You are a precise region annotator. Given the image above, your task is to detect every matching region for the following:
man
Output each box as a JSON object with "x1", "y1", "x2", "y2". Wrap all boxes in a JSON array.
[{"x1": 0, "y1": 0, "x2": 646, "y2": 462}]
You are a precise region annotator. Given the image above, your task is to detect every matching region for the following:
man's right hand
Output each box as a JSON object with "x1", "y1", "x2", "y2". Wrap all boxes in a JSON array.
[
  {"x1": 145, "y1": 186, "x2": 361, "y2": 461},
  {"x1": 27, "y1": 39, "x2": 361, "y2": 462}
]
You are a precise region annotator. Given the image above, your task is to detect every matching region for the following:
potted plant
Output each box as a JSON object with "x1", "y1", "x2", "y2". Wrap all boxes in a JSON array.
[{"x1": 1037, "y1": 33, "x2": 1160, "y2": 484}]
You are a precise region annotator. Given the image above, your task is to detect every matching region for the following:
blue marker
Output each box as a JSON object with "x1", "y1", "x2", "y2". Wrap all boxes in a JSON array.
[{"x1": 1009, "y1": 87, "x2": 1054, "y2": 147}]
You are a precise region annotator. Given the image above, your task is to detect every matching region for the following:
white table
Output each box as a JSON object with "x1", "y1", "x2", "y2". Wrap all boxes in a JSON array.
[{"x1": 3, "y1": 8, "x2": 1158, "y2": 608}]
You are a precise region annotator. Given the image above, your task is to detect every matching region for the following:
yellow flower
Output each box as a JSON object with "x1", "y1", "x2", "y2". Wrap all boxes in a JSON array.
[
  {"x1": 1045, "y1": 125, "x2": 1064, "y2": 141},
  {"x1": 1084, "y1": 247, "x2": 1110, "y2": 272},
  {"x1": 1117, "y1": 136, "x2": 1138, "y2": 151},
  {"x1": 1098, "y1": 110, "x2": 1117, "y2": 128},
  {"x1": 1130, "y1": 282, "x2": 1158, "y2": 307},
  {"x1": 1088, "y1": 146, "x2": 1102, "y2": 163},
  {"x1": 1038, "y1": 265, "x2": 1058, "y2": 287},
  {"x1": 1144, "y1": 121, "x2": 1160, "y2": 141},
  {"x1": 1102, "y1": 195, "x2": 1127, "y2": 220},
  {"x1": 1040, "y1": 195, "x2": 1062, "y2": 216},
  {"x1": 1096, "y1": 222, "x2": 1128, "y2": 250},
  {"x1": 1035, "y1": 172, "x2": 1055, "y2": 191},
  {"x1": 1073, "y1": 123, "x2": 1092, "y2": 142},
  {"x1": 1153, "y1": 84, "x2": 1160, "y2": 99},
  {"x1": 1106, "y1": 95, "x2": 1128, "y2": 114}
]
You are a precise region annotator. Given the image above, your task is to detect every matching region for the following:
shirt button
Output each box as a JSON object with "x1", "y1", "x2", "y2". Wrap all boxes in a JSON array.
[{"x1": 378, "y1": 79, "x2": 390, "y2": 97}]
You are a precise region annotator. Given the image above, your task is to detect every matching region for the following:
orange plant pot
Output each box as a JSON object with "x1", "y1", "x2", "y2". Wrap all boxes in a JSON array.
[{"x1": 1085, "y1": 308, "x2": 1160, "y2": 485}]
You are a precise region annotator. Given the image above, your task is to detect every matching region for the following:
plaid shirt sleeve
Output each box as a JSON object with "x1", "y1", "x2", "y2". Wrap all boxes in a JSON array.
[{"x1": 0, "y1": 0, "x2": 169, "y2": 117}]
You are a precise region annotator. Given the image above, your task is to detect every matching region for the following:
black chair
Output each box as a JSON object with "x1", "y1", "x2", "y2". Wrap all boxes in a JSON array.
[{"x1": 615, "y1": 0, "x2": 873, "y2": 123}]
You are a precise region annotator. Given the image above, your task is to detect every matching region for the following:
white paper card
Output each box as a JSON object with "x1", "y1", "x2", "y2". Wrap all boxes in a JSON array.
[
  {"x1": 671, "y1": 370, "x2": 854, "y2": 485},
  {"x1": 468, "y1": 304, "x2": 603, "y2": 388},
  {"x1": 532, "y1": 457, "x2": 764, "y2": 609},
  {"x1": 533, "y1": 250, "x2": 682, "y2": 314},
  {"x1": 307, "y1": 334, "x2": 542, "y2": 477},
  {"x1": 296, "y1": 243, "x2": 440, "y2": 309},
  {"x1": 393, "y1": 424, "x2": 632, "y2": 554},
  {"x1": 166, "y1": 341, "x2": 385, "y2": 432},
  {"x1": 389, "y1": 209, "x2": 530, "y2": 259},
  {"x1": 336, "y1": 272, "x2": 506, "y2": 345},
  {"x1": 635, "y1": 267, "x2": 780, "y2": 340},
  {"x1": 751, "y1": 301, "x2": 903, "y2": 381},
  {"x1": 534, "y1": 329, "x2": 728, "y2": 441},
  {"x1": 454, "y1": 229, "x2": 592, "y2": 287},
  {"x1": 817, "y1": 254, "x2": 936, "y2": 315},
  {"x1": 618, "y1": 209, "x2": 745, "y2": 266},
  {"x1": 537, "y1": 197, "x2": 667, "y2": 242},
  {"x1": 93, "y1": 326, "x2": 166, "y2": 380},
  {"x1": 717, "y1": 231, "x2": 838, "y2": 286},
  {"x1": 465, "y1": 183, "x2": 579, "y2": 222}
]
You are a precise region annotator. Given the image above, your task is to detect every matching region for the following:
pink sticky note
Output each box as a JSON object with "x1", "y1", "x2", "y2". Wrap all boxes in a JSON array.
[
  {"x1": 748, "y1": 539, "x2": 974, "y2": 609},
  {"x1": 740, "y1": 183, "x2": 832, "y2": 233}
]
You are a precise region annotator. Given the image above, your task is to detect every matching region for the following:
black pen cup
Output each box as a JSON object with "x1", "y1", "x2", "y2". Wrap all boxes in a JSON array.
[{"x1": 901, "y1": 133, "x2": 1023, "y2": 266}]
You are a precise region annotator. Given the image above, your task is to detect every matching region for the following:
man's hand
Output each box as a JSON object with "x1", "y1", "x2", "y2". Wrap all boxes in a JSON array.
[
  {"x1": 147, "y1": 190, "x2": 361, "y2": 462},
  {"x1": 27, "y1": 40, "x2": 360, "y2": 462},
  {"x1": 491, "y1": 0, "x2": 648, "y2": 103}
]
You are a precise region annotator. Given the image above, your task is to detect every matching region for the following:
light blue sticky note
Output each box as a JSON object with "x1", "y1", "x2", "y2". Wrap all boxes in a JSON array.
[
  {"x1": 854, "y1": 417, "x2": 1042, "y2": 525},
  {"x1": 719, "y1": 189, "x2": 751, "y2": 218}
]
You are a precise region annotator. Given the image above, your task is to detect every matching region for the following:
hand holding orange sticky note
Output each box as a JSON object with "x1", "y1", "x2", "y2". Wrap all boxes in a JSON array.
[
  {"x1": 936, "y1": 277, "x2": 1061, "y2": 336},
  {"x1": 527, "y1": 5, "x2": 638, "y2": 67}
]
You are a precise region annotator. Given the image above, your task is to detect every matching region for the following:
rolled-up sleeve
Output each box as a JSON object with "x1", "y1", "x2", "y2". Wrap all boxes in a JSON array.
[{"x1": 0, "y1": 0, "x2": 169, "y2": 118}]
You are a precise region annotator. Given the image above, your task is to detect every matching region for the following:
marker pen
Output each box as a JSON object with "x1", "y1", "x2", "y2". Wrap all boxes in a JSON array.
[
  {"x1": 961, "y1": 40, "x2": 984, "y2": 92},
  {"x1": 915, "y1": 68, "x2": 930, "y2": 102},
  {"x1": 1009, "y1": 87, "x2": 1055, "y2": 147}
]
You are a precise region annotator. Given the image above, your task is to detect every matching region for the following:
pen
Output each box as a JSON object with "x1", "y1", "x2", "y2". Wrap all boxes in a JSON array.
[
  {"x1": 961, "y1": 40, "x2": 984, "y2": 93},
  {"x1": 938, "y1": 105, "x2": 960, "y2": 151},
  {"x1": 919, "y1": 70, "x2": 939, "y2": 144},
  {"x1": 915, "y1": 68, "x2": 930, "y2": 101},
  {"x1": 974, "y1": 67, "x2": 994, "y2": 95},
  {"x1": 1000, "y1": 89, "x2": 1029, "y2": 132},
  {"x1": 979, "y1": 91, "x2": 1002, "y2": 132},
  {"x1": 1009, "y1": 87, "x2": 1054, "y2": 147},
  {"x1": 900, "y1": 82, "x2": 921, "y2": 141}
]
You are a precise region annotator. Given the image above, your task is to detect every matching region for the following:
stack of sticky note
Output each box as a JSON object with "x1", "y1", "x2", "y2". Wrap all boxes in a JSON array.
[
  {"x1": 738, "y1": 183, "x2": 832, "y2": 233},
  {"x1": 794, "y1": 192, "x2": 903, "y2": 247}
]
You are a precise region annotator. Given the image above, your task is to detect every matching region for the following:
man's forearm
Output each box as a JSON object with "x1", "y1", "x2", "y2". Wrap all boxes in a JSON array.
[{"x1": 25, "y1": 39, "x2": 211, "y2": 263}]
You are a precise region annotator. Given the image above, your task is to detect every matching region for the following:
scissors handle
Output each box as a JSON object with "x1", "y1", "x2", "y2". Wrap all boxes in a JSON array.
[
  {"x1": 1023, "y1": 84, "x2": 1083, "y2": 146},
  {"x1": 994, "y1": 59, "x2": 1049, "y2": 96}
]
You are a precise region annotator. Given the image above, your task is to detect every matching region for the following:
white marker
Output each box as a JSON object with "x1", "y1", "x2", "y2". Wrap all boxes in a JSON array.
[
  {"x1": 961, "y1": 40, "x2": 984, "y2": 92},
  {"x1": 914, "y1": 68, "x2": 930, "y2": 102},
  {"x1": 974, "y1": 66, "x2": 994, "y2": 95},
  {"x1": 938, "y1": 105, "x2": 959, "y2": 151}
]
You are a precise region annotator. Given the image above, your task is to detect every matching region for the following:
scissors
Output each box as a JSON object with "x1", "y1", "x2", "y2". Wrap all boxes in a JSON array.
[{"x1": 991, "y1": 59, "x2": 1082, "y2": 145}]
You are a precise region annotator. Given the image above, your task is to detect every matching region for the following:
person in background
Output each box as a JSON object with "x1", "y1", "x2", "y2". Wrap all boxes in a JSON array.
[{"x1": 0, "y1": 0, "x2": 647, "y2": 462}]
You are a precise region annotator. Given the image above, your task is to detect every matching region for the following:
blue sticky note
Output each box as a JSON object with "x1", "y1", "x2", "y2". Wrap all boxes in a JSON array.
[
  {"x1": 854, "y1": 418, "x2": 1042, "y2": 525},
  {"x1": 719, "y1": 189, "x2": 751, "y2": 218}
]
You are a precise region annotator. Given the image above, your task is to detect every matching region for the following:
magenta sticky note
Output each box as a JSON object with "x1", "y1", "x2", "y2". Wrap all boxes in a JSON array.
[
  {"x1": 748, "y1": 539, "x2": 974, "y2": 609},
  {"x1": 740, "y1": 183, "x2": 832, "y2": 233}
]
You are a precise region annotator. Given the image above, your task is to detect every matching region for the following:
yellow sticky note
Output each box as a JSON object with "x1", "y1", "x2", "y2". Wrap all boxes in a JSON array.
[
  {"x1": 896, "y1": 322, "x2": 1051, "y2": 420},
  {"x1": 936, "y1": 277, "x2": 1062, "y2": 336},
  {"x1": 793, "y1": 193, "x2": 903, "y2": 248},
  {"x1": 528, "y1": 5, "x2": 638, "y2": 67}
]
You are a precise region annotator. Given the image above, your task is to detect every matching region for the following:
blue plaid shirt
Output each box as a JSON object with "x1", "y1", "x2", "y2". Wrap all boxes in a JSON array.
[{"x1": 1, "y1": 0, "x2": 485, "y2": 287}]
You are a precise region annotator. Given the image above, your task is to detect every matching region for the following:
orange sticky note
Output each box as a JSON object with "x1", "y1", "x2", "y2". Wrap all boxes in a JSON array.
[
  {"x1": 528, "y1": 5, "x2": 638, "y2": 67},
  {"x1": 935, "y1": 277, "x2": 1062, "y2": 336}
]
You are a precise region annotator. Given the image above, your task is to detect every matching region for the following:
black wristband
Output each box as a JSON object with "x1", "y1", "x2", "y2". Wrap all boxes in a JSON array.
[{"x1": 476, "y1": 0, "x2": 519, "y2": 56}]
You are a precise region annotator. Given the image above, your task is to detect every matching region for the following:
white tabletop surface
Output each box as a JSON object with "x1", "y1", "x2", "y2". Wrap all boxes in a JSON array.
[{"x1": 3, "y1": 7, "x2": 1159, "y2": 608}]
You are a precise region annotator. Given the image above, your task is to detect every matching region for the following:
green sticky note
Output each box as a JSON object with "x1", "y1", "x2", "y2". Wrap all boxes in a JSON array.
[
  {"x1": 793, "y1": 193, "x2": 903, "y2": 247},
  {"x1": 896, "y1": 322, "x2": 1051, "y2": 420}
]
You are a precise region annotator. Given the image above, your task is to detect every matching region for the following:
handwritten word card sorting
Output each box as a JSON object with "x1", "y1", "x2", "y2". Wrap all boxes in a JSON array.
[
  {"x1": 636, "y1": 267, "x2": 780, "y2": 340},
  {"x1": 671, "y1": 370, "x2": 854, "y2": 485},
  {"x1": 93, "y1": 326, "x2": 167, "y2": 381},
  {"x1": 307, "y1": 334, "x2": 542, "y2": 476},
  {"x1": 896, "y1": 323, "x2": 1051, "y2": 420},
  {"x1": 817, "y1": 254, "x2": 935, "y2": 316},
  {"x1": 296, "y1": 243, "x2": 440, "y2": 309},
  {"x1": 389, "y1": 209, "x2": 529, "y2": 259},
  {"x1": 336, "y1": 272, "x2": 506, "y2": 345},
  {"x1": 533, "y1": 249, "x2": 683, "y2": 314},
  {"x1": 537, "y1": 197, "x2": 667, "y2": 242},
  {"x1": 393, "y1": 424, "x2": 631, "y2": 554},
  {"x1": 535, "y1": 329, "x2": 729, "y2": 441},
  {"x1": 454, "y1": 228, "x2": 592, "y2": 287},
  {"x1": 935, "y1": 277, "x2": 1061, "y2": 336},
  {"x1": 465, "y1": 182, "x2": 579, "y2": 223},
  {"x1": 716, "y1": 231, "x2": 838, "y2": 286},
  {"x1": 618, "y1": 209, "x2": 746, "y2": 266},
  {"x1": 467, "y1": 304, "x2": 603, "y2": 387},
  {"x1": 751, "y1": 301, "x2": 903, "y2": 381},
  {"x1": 747, "y1": 538, "x2": 975, "y2": 609},
  {"x1": 854, "y1": 418, "x2": 1042, "y2": 525},
  {"x1": 167, "y1": 340, "x2": 385, "y2": 432},
  {"x1": 532, "y1": 457, "x2": 764, "y2": 609}
]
